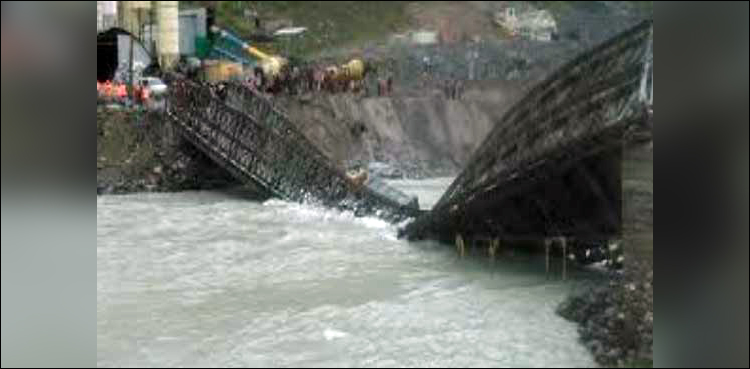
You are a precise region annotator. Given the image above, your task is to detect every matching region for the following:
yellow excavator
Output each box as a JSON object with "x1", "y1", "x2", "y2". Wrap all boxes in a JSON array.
[
  {"x1": 210, "y1": 25, "x2": 287, "y2": 80},
  {"x1": 242, "y1": 42, "x2": 287, "y2": 81},
  {"x1": 209, "y1": 25, "x2": 367, "y2": 89},
  {"x1": 326, "y1": 58, "x2": 366, "y2": 82}
]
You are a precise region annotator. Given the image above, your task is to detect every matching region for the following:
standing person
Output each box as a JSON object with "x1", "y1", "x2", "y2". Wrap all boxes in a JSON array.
[
  {"x1": 257, "y1": 68, "x2": 265, "y2": 91},
  {"x1": 116, "y1": 83, "x2": 127, "y2": 104},
  {"x1": 249, "y1": 73, "x2": 258, "y2": 92},
  {"x1": 141, "y1": 82, "x2": 151, "y2": 109},
  {"x1": 103, "y1": 80, "x2": 113, "y2": 102},
  {"x1": 133, "y1": 82, "x2": 142, "y2": 105}
]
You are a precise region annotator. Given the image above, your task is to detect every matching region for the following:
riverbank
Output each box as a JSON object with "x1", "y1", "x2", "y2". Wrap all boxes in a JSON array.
[
  {"x1": 96, "y1": 79, "x2": 521, "y2": 194},
  {"x1": 96, "y1": 108, "x2": 240, "y2": 195},
  {"x1": 557, "y1": 261, "x2": 654, "y2": 367}
]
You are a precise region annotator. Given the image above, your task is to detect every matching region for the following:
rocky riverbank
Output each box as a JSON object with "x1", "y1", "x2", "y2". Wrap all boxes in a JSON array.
[{"x1": 557, "y1": 261, "x2": 654, "y2": 367}]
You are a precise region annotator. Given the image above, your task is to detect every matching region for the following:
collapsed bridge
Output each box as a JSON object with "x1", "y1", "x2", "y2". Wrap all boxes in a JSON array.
[
  {"x1": 166, "y1": 79, "x2": 422, "y2": 222},
  {"x1": 401, "y1": 20, "x2": 653, "y2": 244},
  {"x1": 166, "y1": 20, "x2": 653, "y2": 249}
]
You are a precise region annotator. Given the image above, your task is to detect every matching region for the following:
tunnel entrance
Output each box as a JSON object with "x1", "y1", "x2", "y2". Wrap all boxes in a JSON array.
[{"x1": 97, "y1": 28, "x2": 155, "y2": 82}]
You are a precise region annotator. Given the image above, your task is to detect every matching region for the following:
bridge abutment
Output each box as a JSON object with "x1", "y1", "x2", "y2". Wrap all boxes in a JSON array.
[{"x1": 622, "y1": 140, "x2": 653, "y2": 266}]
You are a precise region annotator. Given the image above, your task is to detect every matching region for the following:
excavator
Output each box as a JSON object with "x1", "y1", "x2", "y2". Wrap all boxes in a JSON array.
[
  {"x1": 209, "y1": 25, "x2": 287, "y2": 81},
  {"x1": 324, "y1": 58, "x2": 366, "y2": 84},
  {"x1": 209, "y1": 25, "x2": 368, "y2": 91}
]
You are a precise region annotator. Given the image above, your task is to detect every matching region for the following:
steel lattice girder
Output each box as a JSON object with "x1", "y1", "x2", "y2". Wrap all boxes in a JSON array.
[
  {"x1": 167, "y1": 79, "x2": 420, "y2": 223},
  {"x1": 402, "y1": 20, "x2": 653, "y2": 242}
]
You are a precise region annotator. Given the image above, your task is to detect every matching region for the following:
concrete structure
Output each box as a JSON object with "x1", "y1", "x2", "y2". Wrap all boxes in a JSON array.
[
  {"x1": 96, "y1": 28, "x2": 153, "y2": 82},
  {"x1": 141, "y1": 8, "x2": 205, "y2": 57},
  {"x1": 117, "y1": 1, "x2": 151, "y2": 36},
  {"x1": 156, "y1": 1, "x2": 180, "y2": 69},
  {"x1": 99, "y1": 2, "x2": 182, "y2": 70},
  {"x1": 495, "y1": 6, "x2": 558, "y2": 41},
  {"x1": 622, "y1": 141, "x2": 653, "y2": 265},
  {"x1": 97, "y1": 1, "x2": 118, "y2": 32},
  {"x1": 389, "y1": 30, "x2": 439, "y2": 46},
  {"x1": 411, "y1": 30, "x2": 439, "y2": 45},
  {"x1": 178, "y1": 8, "x2": 207, "y2": 56}
]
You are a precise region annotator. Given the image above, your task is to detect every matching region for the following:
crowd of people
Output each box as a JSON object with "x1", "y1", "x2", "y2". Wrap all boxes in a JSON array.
[
  {"x1": 96, "y1": 80, "x2": 152, "y2": 106},
  {"x1": 442, "y1": 78, "x2": 464, "y2": 100},
  {"x1": 236, "y1": 63, "x2": 397, "y2": 98}
]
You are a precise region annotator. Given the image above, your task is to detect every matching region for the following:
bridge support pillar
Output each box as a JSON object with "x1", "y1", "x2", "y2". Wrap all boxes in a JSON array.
[
  {"x1": 544, "y1": 237, "x2": 568, "y2": 281},
  {"x1": 561, "y1": 237, "x2": 567, "y2": 281},
  {"x1": 488, "y1": 238, "x2": 499, "y2": 264},
  {"x1": 545, "y1": 239, "x2": 551, "y2": 279},
  {"x1": 455, "y1": 234, "x2": 466, "y2": 259},
  {"x1": 622, "y1": 141, "x2": 653, "y2": 266}
]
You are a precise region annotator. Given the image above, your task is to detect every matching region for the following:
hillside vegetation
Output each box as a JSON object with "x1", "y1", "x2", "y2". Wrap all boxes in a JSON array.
[{"x1": 182, "y1": 1, "x2": 652, "y2": 59}]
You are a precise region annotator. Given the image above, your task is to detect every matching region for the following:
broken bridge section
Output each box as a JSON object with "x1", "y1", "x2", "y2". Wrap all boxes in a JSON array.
[
  {"x1": 402, "y1": 20, "x2": 653, "y2": 243},
  {"x1": 166, "y1": 79, "x2": 421, "y2": 223}
]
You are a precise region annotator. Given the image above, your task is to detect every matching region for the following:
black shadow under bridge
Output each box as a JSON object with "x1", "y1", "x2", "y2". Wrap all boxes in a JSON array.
[
  {"x1": 402, "y1": 20, "x2": 653, "y2": 244},
  {"x1": 166, "y1": 79, "x2": 421, "y2": 222}
]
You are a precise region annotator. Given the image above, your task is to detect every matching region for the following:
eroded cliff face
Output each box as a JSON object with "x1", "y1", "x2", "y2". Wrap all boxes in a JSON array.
[
  {"x1": 281, "y1": 80, "x2": 525, "y2": 178},
  {"x1": 96, "y1": 79, "x2": 525, "y2": 196}
]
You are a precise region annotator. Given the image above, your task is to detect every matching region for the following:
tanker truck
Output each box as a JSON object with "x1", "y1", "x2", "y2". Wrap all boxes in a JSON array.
[{"x1": 322, "y1": 58, "x2": 368, "y2": 92}]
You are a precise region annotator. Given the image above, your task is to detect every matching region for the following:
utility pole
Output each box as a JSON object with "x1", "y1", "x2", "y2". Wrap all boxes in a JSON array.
[{"x1": 129, "y1": 22, "x2": 135, "y2": 105}]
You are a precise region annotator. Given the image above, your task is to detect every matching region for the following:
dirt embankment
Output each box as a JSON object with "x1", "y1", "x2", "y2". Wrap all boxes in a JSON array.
[
  {"x1": 96, "y1": 79, "x2": 524, "y2": 194},
  {"x1": 281, "y1": 79, "x2": 525, "y2": 178},
  {"x1": 96, "y1": 108, "x2": 239, "y2": 195}
]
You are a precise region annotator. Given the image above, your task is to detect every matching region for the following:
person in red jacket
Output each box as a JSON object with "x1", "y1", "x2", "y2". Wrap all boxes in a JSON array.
[{"x1": 116, "y1": 83, "x2": 127, "y2": 103}]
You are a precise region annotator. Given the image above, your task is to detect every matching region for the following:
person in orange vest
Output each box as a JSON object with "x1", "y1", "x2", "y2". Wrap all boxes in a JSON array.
[
  {"x1": 141, "y1": 84, "x2": 150, "y2": 103},
  {"x1": 103, "y1": 81, "x2": 113, "y2": 101},
  {"x1": 116, "y1": 83, "x2": 127, "y2": 102},
  {"x1": 134, "y1": 83, "x2": 143, "y2": 104}
]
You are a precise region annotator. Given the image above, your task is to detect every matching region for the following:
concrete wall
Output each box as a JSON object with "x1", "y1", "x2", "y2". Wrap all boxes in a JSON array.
[{"x1": 622, "y1": 141, "x2": 653, "y2": 264}]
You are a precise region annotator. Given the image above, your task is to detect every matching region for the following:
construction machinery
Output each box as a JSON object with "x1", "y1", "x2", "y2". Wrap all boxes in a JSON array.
[
  {"x1": 206, "y1": 25, "x2": 369, "y2": 94},
  {"x1": 326, "y1": 58, "x2": 366, "y2": 83},
  {"x1": 209, "y1": 25, "x2": 287, "y2": 81}
]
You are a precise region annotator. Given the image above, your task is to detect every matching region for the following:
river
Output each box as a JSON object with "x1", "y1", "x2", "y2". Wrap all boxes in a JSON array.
[{"x1": 97, "y1": 178, "x2": 596, "y2": 367}]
